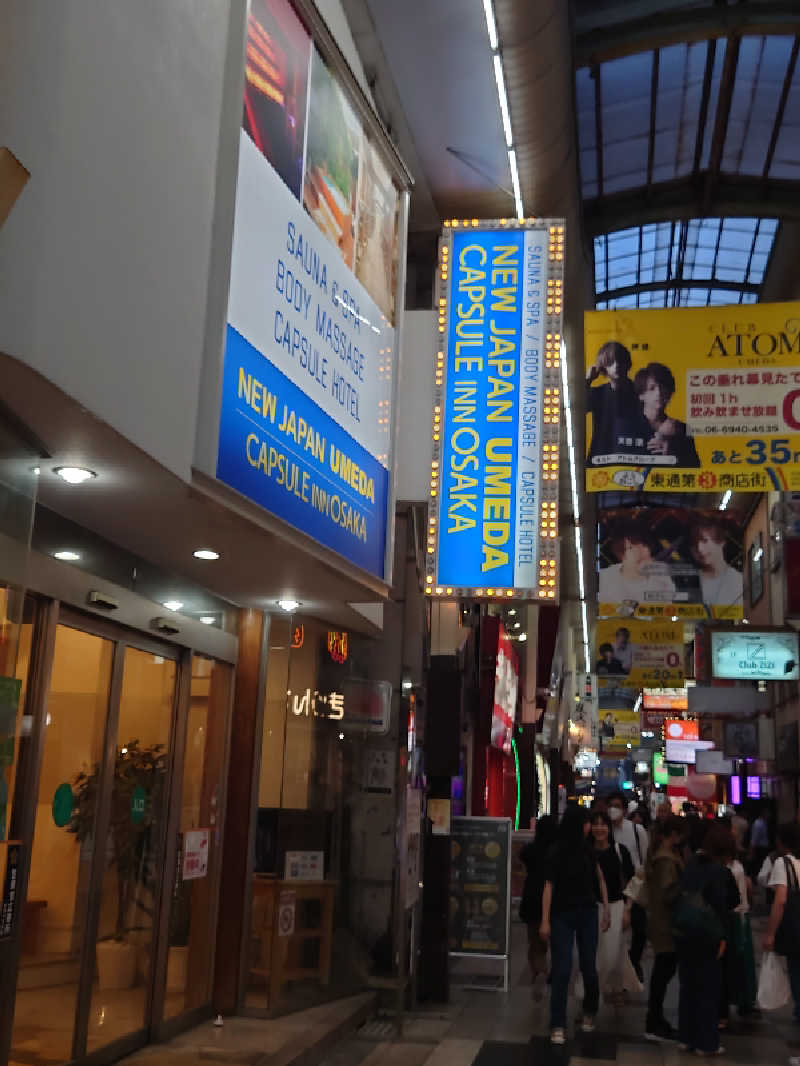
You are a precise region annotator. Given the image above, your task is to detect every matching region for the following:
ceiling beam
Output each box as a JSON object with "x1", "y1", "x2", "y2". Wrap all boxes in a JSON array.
[
  {"x1": 596, "y1": 278, "x2": 758, "y2": 305},
  {"x1": 574, "y1": 3, "x2": 800, "y2": 67},
  {"x1": 583, "y1": 174, "x2": 800, "y2": 237},
  {"x1": 703, "y1": 36, "x2": 740, "y2": 212}
]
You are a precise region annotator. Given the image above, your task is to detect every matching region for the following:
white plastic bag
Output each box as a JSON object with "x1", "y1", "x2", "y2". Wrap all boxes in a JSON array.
[{"x1": 758, "y1": 951, "x2": 790, "y2": 1011}]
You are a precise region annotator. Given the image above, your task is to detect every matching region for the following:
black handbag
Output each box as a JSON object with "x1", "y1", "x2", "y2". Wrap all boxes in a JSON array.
[{"x1": 774, "y1": 856, "x2": 800, "y2": 956}]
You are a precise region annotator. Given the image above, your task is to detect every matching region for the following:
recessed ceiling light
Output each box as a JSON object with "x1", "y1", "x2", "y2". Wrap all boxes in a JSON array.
[
  {"x1": 162, "y1": 600, "x2": 184, "y2": 612},
  {"x1": 200, "y1": 615, "x2": 216, "y2": 625},
  {"x1": 53, "y1": 550, "x2": 81, "y2": 562},
  {"x1": 193, "y1": 549, "x2": 220, "y2": 561},
  {"x1": 278, "y1": 599, "x2": 300, "y2": 612},
  {"x1": 32, "y1": 466, "x2": 41, "y2": 476},
  {"x1": 54, "y1": 466, "x2": 97, "y2": 485}
]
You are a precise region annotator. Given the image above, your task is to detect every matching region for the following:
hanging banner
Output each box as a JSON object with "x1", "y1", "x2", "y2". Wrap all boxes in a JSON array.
[
  {"x1": 599, "y1": 708, "x2": 641, "y2": 752},
  {"x1": 427, "y1": 219, "x2": 564, "y2": 600},
  {"x1": 595, "y1": 618, "x2": 684, "y2": 688},
  {"x1": 585, "y1": 303, "x2": 800, "y2": 493},
  {"x1": 491, "y1": 624, "x2": 519, "y2": 755},
  {"x1": 598, "y1": 507, "x2": 743, "y2": 620}
]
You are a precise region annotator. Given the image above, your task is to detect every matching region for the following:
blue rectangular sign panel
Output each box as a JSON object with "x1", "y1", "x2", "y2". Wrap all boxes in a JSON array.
[
  {"x1": 218, "y1": 326, "x2": 388, "y2": 577},
  {"x1": 437, "y1": 228, "x2": 548, "y2": 590}
]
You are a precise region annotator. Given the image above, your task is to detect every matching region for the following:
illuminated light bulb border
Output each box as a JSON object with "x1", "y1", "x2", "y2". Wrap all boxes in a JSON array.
[{"x1": 426, "y1": 218, "x2": 564, "y2": 603}]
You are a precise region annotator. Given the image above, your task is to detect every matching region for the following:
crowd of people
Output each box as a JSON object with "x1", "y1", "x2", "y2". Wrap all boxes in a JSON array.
[{"x1": 519, "y1": 796, "x2": 800, "y2": 1051}]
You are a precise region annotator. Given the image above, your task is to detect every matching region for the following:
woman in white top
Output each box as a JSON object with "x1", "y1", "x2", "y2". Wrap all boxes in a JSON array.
[{"x1": 765, "y1": 824, "x2": 800, "y2": 1022}]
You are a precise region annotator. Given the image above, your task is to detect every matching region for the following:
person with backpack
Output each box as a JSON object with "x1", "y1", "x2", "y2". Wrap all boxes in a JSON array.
[
  {"x1": 644, "y1": 815, "x2": 685, "y2": 1042},
  {"x1": 674, "y1": 824, "x2": 740, "y2": 1055},
  {"x1": 590, "y1": 810, "x2": 637, "y2": 1004},
  {"x1": 540, "y1": 806, "x2": 611, "y2": 1045},
  {"x1": 606, "y1": 792, "x2": 649, "y2": 981},
  {"x1": 764, "y1": 823, "x2": 800, "y2": 1021},
  {"x1": 519, "y1": 815, "x2": 558, "y2": 999}
]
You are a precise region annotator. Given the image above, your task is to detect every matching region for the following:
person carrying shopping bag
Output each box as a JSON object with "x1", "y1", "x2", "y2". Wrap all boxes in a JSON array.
[
  {"x1": 763, "y1": 823, "x2": 800, "y2": 1021},
  {"x1": 590, "y1": 811, "x2": 640, "y2": 1005},
  {"x1": 540, "y1": 806, "x2": 611, "y2": 1046}
]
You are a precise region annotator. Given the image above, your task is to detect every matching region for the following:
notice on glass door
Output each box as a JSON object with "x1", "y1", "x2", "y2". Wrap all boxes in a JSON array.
[{"x1": 182, "y1": 829, "x2": 210, "y2": 880}]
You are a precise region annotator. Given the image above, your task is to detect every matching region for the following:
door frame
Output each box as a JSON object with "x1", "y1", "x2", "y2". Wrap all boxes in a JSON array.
[{"x1": 0, "y1": 601, "x2": 196, "y2": 1066}]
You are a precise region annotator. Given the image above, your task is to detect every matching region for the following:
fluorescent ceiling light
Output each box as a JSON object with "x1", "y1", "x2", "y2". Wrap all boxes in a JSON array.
[
  {"x1": 493, "y1": 55, "x2": 513, "y2": 147},
  {"x1": 482, "y1": 0, "x2": 498, "y2": 50},
  {"x1": 200, "y1": 615, "x2": 216, "y2": 625},
  {"x1": 162, "y1": 600, "x2": 184, "y2": 612},
  {"x1": 193, "y1": 549, "x2": 220, "y2": 561},
  {"x1": 53, "y1": 550, "x2": 81, "y2": 561},
  {"x1": 719, "y1": 490, "x2": 732, "y2": 511},
  {"x1": 54, "y1": 466, "x2": 96, "y2": 485},
  {"x1": 508, "y1": 148, "x2": 524, "y2": 221},
  {"x1": 278, "y1": 599, "x2": 300, "y2": 612}
]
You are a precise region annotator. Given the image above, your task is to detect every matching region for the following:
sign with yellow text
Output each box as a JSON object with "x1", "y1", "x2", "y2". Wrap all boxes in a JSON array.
[
  {"x1": 428, "y1": 220, "x2": 564, "y2": 598},
  {"x1": 585, "y1": 303, "x2": 800, "y2": 492},
  {"x1": 595, "y1": 618, "x2": 684, "y2": 688}
]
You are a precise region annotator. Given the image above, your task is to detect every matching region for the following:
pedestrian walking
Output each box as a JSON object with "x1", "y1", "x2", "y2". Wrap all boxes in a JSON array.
[
  {"x1": 674, "y1": 824, "x2": 740, "y2": 1056},
  {"x1": 717, "y1": 827, "x2": 759, "y2": 1025},
  {"x1": 519, "y1": 815, "x2": 558, "y2": 999},
  {"x1": 644, "y1": 815, "x2": 684, "y2": 1042},
  {"x1": 607, "y1": 792, "x2": 649, "y2": 981},
  {"x1": 540, "y1": 806, "x2": 611, "y2": 1045},
  {"x1": 590, "y1": 811, "x2": 639, "y2": 1004},
  {"x1": 749, "y1": 803, "x2": 771, "y2": 879},
  {"x1": 763, "y1": 823, "x2": 800, "y2": 1022}
]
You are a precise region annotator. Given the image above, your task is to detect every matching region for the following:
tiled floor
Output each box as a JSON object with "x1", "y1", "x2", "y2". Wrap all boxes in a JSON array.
[{"x1": 316, "y1": 918, "x2": 800, "y2": 1066}]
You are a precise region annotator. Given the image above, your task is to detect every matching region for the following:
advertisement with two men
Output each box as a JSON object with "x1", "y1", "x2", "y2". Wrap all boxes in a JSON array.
[{"x1": 585, "y1": 303, "x2": 800, "y2": 493}]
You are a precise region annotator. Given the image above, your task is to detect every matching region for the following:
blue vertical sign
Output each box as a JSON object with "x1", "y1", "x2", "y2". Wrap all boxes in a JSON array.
[{"x1": 437, "y1": 230, "x2": 525, "y2": 588}]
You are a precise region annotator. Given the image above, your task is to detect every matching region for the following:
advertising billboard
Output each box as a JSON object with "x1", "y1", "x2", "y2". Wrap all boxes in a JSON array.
[
  {"x1": 595, "y1": 618, "x2": 685, "y2": 688},
  {"x1": 584, "y1": 303, "x2": 800, "y2": 493},
  {"x1": 710, "y1": 628, "x2": 800, "y2": 680},
  {"x1": 664, "y1": 738, "x2": 713, "y2": 764},
  {"x1": 426, "y1": 219, "x2": 564, "y2": 599},
  {"x1": 216, "y1": 0, "x2": 407, "y2": 580},
  {"x1": 598, "y1": 507, "x2": 743, "y2": 620},
  {"x1": 598, "y1": 709, "x2": 640, "y2": 751}
]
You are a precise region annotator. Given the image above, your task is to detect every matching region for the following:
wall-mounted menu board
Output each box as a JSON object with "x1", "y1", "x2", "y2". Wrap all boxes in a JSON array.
[{"x1": 449, "y1": 817, "x2": 511, "y2": 958}]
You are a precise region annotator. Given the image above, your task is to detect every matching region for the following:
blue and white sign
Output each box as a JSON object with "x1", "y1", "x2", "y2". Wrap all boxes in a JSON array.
[
  {"x1": 218, "y1": 130, "x2": 395, "y2": 578},
  {"x1": 433, "y1": 225, "x2": 558, "y2": 595}
]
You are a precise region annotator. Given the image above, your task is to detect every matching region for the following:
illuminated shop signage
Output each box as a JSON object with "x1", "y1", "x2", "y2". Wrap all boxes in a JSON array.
[
  {"x1": 710, "y1": 628, "x2": 800, "y2": 680},
  {"x1": 216, "y1": 0, "x2": 407, "y2": 579},
  {"x1": 585, "y1": 302, "x2": 800, "y2": 494},
  {"x1": 426, "y1": 219, "x2": 564, "y2": 600}
]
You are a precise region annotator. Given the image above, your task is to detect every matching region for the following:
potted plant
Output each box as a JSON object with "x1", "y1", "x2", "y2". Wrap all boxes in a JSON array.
[{"x1": 67, "y1": 740, "x2": 167, "y2": 989}]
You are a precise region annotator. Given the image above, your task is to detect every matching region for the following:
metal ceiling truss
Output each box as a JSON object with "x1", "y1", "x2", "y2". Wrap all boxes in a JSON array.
[{"x1": 574, "y1": 1, "x2": 800, "y2": 67}]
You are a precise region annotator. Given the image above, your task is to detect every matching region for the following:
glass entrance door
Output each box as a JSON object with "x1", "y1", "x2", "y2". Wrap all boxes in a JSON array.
[{"x1": 9, "y1": 618, "x2": 180, "y2": 1065}]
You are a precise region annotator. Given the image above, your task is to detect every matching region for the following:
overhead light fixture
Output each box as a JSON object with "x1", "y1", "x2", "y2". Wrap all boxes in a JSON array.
[
  {"x1": 671, "y1": 615, "x2": 679, "y2": 622},
  {"x1": 200, "y1": 615, "x2": 216, "y2": 625},
  {"x1": 54, "y1": 465, "x2": 96, "y2": 485},
  {"x1": 162, "y1": 600, "x2": 184, "y2": 612},
  {"x1": 193, "y1": 549, "x2": 220, "y2": 561},
  {"x1": 32, "y1": 466, "x2": 41, "y2": 476},
  {"x1": 278, "y1": 599, "x2": 300, "y2": 612},
  {"x1": 518, "y1": 632, "x2": 527, "y2": 642},
  {"x1": 508, "y1": 608, "x2": 516, "y2": 617},
  {"x1": 53, "y1": 550, "x2": 81, "y2": 562},
  {"x1": 514, "y1": 622, "x2": 521, "y2": 629},
  {"x1": 481, "y1": 0, "x2": 524, "y2": 220},
  {"x1": 719, "y1": 490, "x2": 732, "y2": 511}
]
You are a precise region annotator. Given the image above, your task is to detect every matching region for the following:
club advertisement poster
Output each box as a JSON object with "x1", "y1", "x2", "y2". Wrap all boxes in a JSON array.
[
  {"x1": 585, "y1": 303, "x2": 800, "y2": 493},
  {"x1": 598, "y1": 507, "x2": 743, "y2": 620}
]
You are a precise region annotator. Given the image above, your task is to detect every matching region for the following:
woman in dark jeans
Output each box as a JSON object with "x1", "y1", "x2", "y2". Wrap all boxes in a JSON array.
[
  {"x1": 540, "y1": 807, "x2": 610, "y2": 1045},
  {"x1": 676, "y1": 824, "x2": 740, "y2": 1055},
  {"x1": 519, "y1": 816, "x2": 558, "y2": 999}
]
